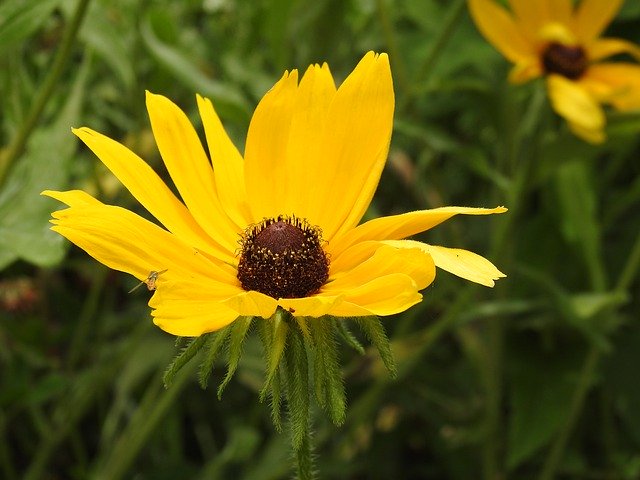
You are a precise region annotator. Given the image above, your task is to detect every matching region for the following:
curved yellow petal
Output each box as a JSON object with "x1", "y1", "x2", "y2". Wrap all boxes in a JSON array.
[
  {"x1": 509, "y1": 61, "x2": 543, "y2": 84},
  {"x1": 196, "y1": 94, "x2": 253, "y2": 227},
  {"x1": 72, "y1": 127, "x2": 234, "y2": 263},
  {"x1": 386, "y1": 240, "x2": 505, "y2": 287},
  {"x1": 317, "y1": 52, "x2": 395, "y2": 240},
  {"x1": 587, "y1": 37, "x2": 640, "y2": 62},
  {"x1": 325, "y1": 244, "x2": 435, "y2": 292},
  {"x1": 277, "y1": 294, "x2": 345, "y2": 318},
  {"x1": 283, "y1": 63, "x2": 337, "y2": 227},
  {"x1": 335, "y1": 274, "x2": 422, "y2": 316},
  {"x1": 546, "y1": 74, "x2": 605, "y2": 137},
  {"x1": 330, "y1": 206, "x2": 507, "y2": 257},
  {"x1": 244, "y1": 70, "x2": 299, "y2": 220},
  {"x1": 224, "y1": 290, "x2": 278, "y2": 319},
  {"x1": 468, "y1": 0, "x2": 536, "y2": 64},
  {"x1": 46, "y1": 191, "x2": 236, "y2": 283},
  {"x1": 509, "y1": 0, "x2": 572, "y2": 38},
  {"x1": 324, "y1": 301, "x2": 374, "y2": 317},
  {"x1": 575, "y1": 0, "x2": 623, "y2": 44},
  {"x1": 145, "y1": 92, "x2": 239, "y2": 252}
]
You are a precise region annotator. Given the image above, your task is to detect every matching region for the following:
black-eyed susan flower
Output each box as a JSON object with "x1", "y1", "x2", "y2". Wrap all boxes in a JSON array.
[
  {"x1": 44, "y1": 52, "x2": 505, "y2": 337},
  {"x1": 468, "y1": 0, "x2": 640, "y2": 143}
]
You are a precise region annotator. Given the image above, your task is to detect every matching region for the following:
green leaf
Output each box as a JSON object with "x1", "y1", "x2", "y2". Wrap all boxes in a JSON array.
[
  {"x1": 506, "y1": 336, "x2": 584, "y2": 470},
  {"x1": 355, "y1": 316, "x2": 397, "y2": 378},
  {"x1": 79, "y1": 1, "x2": 134, "y2": 89},
  {"x1": 198, "y1": 324, "x2": 233, "y2": 390},
  {"x1": 217, "y1": 316, "x2": 253, "y2": 399},
  {"x1": 163, "y1": 335, "x2": 209, "y2": 388},
  {"x1": 334, "y1": 319, "x2": 365, "y2": 355},
  {"x1": 284, "y1": 326, "x2": 309, "y2": 452},
  {"x1": 0, "y1": 56, "x2": 89, "y2": 269},
  {"x1": 309, "y1": 318, "x2": 346, "y2": 426},
  {"x1": 258, "y1": 311, "x2": 289, "y2": 402},
  {"x1": 140, "y1": 11, "x2": 250, "y2": 123},
  {"x1": 0, "y1": 0, "x2": 61, "y2": 56}
]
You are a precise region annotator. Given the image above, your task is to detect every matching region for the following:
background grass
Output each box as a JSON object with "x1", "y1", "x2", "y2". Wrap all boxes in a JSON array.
[{"x1": 2, "y1": 0, "x2": 640, "y2": 478}]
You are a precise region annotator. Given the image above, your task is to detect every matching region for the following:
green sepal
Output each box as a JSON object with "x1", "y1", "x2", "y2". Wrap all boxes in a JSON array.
[
  {"x1": 163, "y1": 334, "x2": 209, "y2": 388},
  {"x1": 258, "y1": 309, "x2": 289, "y2": 402},
  {"x1": 334, "y1": 318, "x2": 365, "y2": 355},
  {"x1": 355, "y1": 316, "x2": 397, "y2": 378},
  {"x1": 284, "y1": 323, "x2": 310, "y2": 453},
  {"x1": 309, "y1": 317, "x2": 346, "y2": 426},
  {"x1": 217, "y1": 316, "x2": 254, "y2": 399},
  {"x1": 269, "y1": 364, "x2": 283, "y2": 432},
  {"x1": 198, "y1": 324, "x2": 233, "y2": 389}
]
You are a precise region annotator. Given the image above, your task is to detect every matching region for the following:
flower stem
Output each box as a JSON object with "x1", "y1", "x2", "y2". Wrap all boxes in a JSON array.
[
  {"x1": 295, "y1": 429, "x2": 315, "y2": 480},
  {"x1": 0, "y1": 0, "x2": 91, "y2": 188}
]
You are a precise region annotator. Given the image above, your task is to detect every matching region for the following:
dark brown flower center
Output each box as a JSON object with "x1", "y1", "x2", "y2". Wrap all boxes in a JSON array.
[
  {"x1": 237, "y1": 216, "x2": 329, "y2": 299},
  {"x1": 542, "y1": 42, "x2": 588, "y2": 80}
]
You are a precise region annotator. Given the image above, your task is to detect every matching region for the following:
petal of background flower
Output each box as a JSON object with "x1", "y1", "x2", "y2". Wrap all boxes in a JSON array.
[
  {"x1": 45, "y1": 191, "x2": 237, "y2": 284},
  {"x1": 145, "y1": 92, "x2": 240, "y2": 253},
  {"x1": 197, "y1": 94, "x2": 253, "y2": 228},
  {"x1": 282, "y1": 63, "x2": 337, "y2": 227},
  {"x1": 587, "y1": 38, "x2": 640, "y2": 62},
  {"x1": 312, "y1": 52, "x2": 395, "y2": 241},
  {"x1": 575, "y1": 0, "x2": 623, "y2": 44},
  {"x1": 468, "y1": 0, "x2": 536, "y2": 64},
  {"x1": 546, "y1": 74, "x2": 605, "y2": 139},
  {"x1": 244, "y1": 70, "x2": 299, "y2": 220},
  {"x1": 385, "y1": 240, "x2": 506, "y2": 287},
  {"x1": 581, "y1": 63, "x2": 640, "y2": 110},
  {"x1": 224, "y1": 290, "x2": 279, "y2": 319},
  {"x1": 72, "y1": 127, "x2": 235, "y2": 263},
  {"x1": 325, "y1": 243, "x2": 435, "y2": 292},
  {"x1": 329, "y1": 206, "x2": 507, "y2": 257}
]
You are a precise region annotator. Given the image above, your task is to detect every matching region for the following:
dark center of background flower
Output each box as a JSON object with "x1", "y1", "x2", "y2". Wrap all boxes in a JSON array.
[
  {"x1": 237, "y1": 216, "x2": 329, "y2": 299},
  {"x1": 542, "y1": 42, "x2": 588, "y2": 80}
]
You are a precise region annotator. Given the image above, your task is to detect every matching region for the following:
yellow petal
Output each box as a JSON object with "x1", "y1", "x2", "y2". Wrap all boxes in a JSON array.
[
  {"x1": 575, "y1": 0, "x2": 623, "y2": 44},
  {"x1": 316, "y1": 52, "x2": 395, "y2": 240},
  {"x1": 335, "y1": 274, "x2": 422, "y2": 316},
  {"x1": 145, "y1": 92, "x2": 240, "y2": 252},
  {"x1": 277, "y1": 294, "x2": 345, "y2": 318},
  {"x1": 581, "y1": 63, "x2": 640, "y2": 110},
  {"x1": 509, "y1": 0, "x2": 572, "y2": 37},
  {"x1": 46, "y1": 192, "x2": 236, "y2": 283},
  {"x1": 325, "y1": 244, "x2": 435, "y2": 292},
  {"x1": 151, "y1": 300, "x2": 238, "y2": 336},
  {"x1": 283, "y1": 63, "x2": 337, "y2": 227},
  {"x1": 587, "y1": 37, "x2": 640, "y2": 62},
  {"x1": 223, "y1": 290, "x2": 278, "y2": 319},
  {"x1": 509, "y1": 61, "x2": 543, "y2": 84},
  {"x1": 468, "y1": 0, "x2": 536, "y2": 64},
  {"x1": 546, "y1": 74, "x2": 605, "y2": 134},
  {"x1": 244, "y1": 70, "x2": 299, "y2": 220},
  {"x1": 72, "y1": 127, "x2": 235, "y2": 263},
  {"x1": 386, "y1": 240, "x2": 506, "y2": 287},
  {"x1": 196, "y1": 94, "x2": 253, "y2": 227},
  {"x1": 42, "y1": 189, "x2": 102, "y2": 207},
  {"x1": 330, "y1": 206, "x2": 507, "y2": 257},
  {"x1": 566, "y1": 121, "x2": 606, "y2": 144}
]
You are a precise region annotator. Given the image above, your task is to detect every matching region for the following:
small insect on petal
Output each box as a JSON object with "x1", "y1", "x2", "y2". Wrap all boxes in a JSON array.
[{"x1": 128, "y1": 269, "x2": 168, "y2": 293}]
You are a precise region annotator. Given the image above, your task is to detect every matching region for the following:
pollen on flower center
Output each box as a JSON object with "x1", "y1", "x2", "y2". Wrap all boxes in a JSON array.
[
  {"x1": 237, "y1": 215, "x2": 329, "y2": 299},
  {"x1": 542, "y1": 42, "x2": 587, "y2": 80}
]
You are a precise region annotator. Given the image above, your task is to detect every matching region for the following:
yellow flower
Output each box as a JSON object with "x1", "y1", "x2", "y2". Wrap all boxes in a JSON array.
[
  {"x1": 468, "y1": 0, "x2": 640, "y2": 143},
  {"x1": 44, "y1": 52, "x2": 505, "y2": 337}
]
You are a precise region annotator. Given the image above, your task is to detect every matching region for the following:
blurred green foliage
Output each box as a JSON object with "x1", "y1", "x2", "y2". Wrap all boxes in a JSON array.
[{"x1": 1, "y1": 0, "x2": 640, "y2": 479}]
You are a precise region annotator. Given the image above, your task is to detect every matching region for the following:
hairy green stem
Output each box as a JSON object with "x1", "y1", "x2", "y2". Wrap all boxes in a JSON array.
[{"x1": 0, "y1": 0, "x2": 91, "y2": 188}]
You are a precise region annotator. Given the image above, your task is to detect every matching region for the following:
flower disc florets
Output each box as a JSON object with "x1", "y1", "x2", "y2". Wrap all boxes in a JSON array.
[
  {"x1": 237, "y1": 215, "x2": 329, "y2": 299},
  {"x1": 542, "y1": 42, "x2": 587, "y2": 80}
]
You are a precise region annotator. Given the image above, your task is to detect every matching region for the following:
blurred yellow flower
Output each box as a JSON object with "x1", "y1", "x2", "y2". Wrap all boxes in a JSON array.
[
  {"x1": 469, "y1": 0, "x2": 640, "y2": 143},
  {"x1": 44, "y1": 52, "x2": 505, "y2": 337}
]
